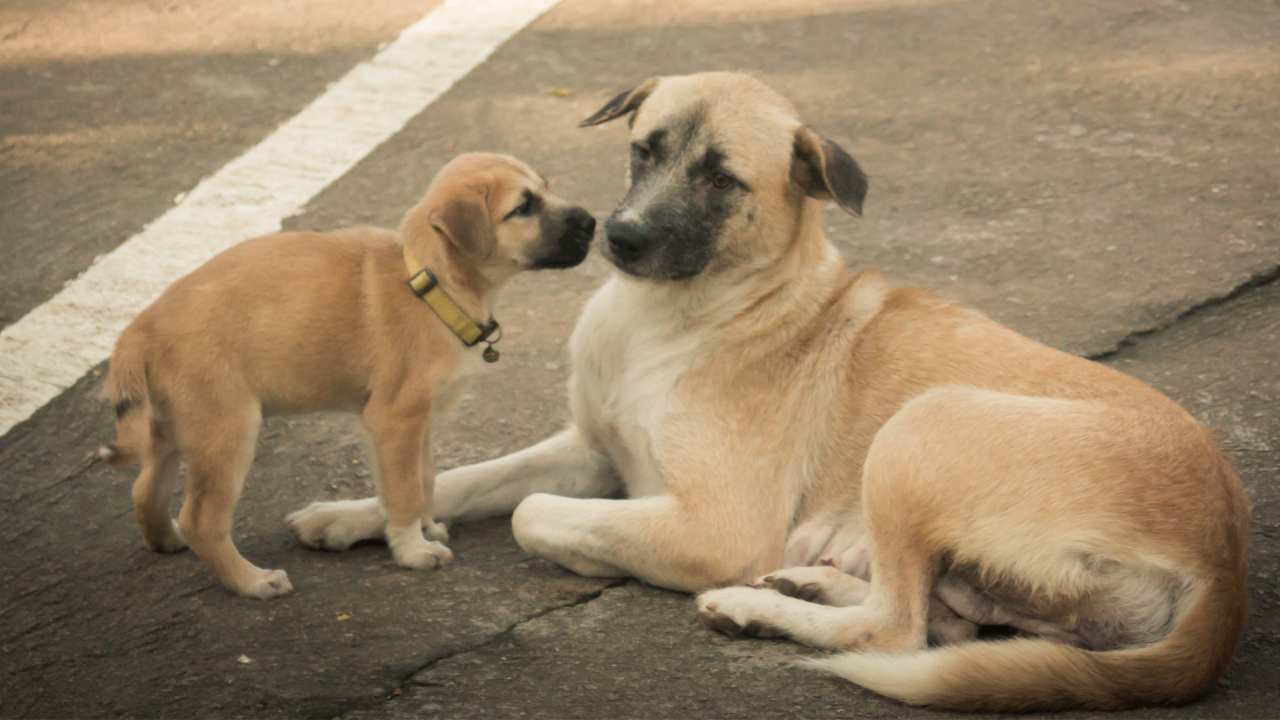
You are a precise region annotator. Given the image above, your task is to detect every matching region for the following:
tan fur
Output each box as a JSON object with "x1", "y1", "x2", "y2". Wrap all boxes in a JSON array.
[{"x1": 101, "y1": 153, "x2": 590, "y2": 598}]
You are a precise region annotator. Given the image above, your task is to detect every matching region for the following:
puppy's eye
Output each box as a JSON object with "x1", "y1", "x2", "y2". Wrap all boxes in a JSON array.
[
  {"x1": 709, "y1": 173, "x2": 734, "y2": 190},
  {"x1": 631, "y1": 144, "x2": 652, "y2": 164},
  {"x1": 510, "y1": 195, "x2": 538, "y2": 218}
]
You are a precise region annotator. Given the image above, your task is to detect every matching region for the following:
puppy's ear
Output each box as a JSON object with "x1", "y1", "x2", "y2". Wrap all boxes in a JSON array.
[
  {"x1": 791, "y1": 126, "x2": 868, "y2": 217},
  {"x1": 579, "y1": 78, "x2": 659, "y2": 128},
  {"x1": 430, "y1": 187, "x2": 495, "y2": 259}
]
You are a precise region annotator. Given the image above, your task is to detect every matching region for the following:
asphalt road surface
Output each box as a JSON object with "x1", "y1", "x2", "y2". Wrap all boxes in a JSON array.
[{"x1": 2, "y1": 1, "x2": 1278, "y2": 718}]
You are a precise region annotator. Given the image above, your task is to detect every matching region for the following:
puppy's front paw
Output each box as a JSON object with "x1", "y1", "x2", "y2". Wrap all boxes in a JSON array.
[
  {"x1": 424, "y1": 519, "x2": 450, "y2": 543},
  {"x1": 696, "y1": 587, "x2": 783, "y2": 639},
  {"x1": 393, "y1": 540, "x2": 454, "y2": 571},
  {"x1": 237, "y1": 568, "x2": 294, "y2": 600}
]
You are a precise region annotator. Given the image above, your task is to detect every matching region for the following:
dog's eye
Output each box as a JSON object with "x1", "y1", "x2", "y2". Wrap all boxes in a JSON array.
[
  {"x1": 631, "y1": 144, "x2": 652, "y2": 164},
  {"x1": 512, "y1": 195, "x2": 538, "y2": 218},
  {"x1": 710, "y1": 173, "x2": 734, "y2": 190}
]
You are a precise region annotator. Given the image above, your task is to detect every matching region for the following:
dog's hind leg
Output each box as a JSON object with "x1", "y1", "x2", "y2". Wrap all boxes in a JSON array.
[
  {"x1": 699, "y1": 399, "x2": 952, "y2": 652},
  {"x1": 132, "y1": 440, "x2": 185, "y2": 553},
  {"x1": 752, "y1": 566, "x2": 977, "y2": 644},
  {"x1": 177, "y1": 399, "x2": 292, "y2": 599},
  {"x1": 752, "y1": 565, "x2": 870, "y2": 605}
]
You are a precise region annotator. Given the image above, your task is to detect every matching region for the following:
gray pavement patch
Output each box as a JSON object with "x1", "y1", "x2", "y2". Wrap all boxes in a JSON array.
[{"x1": 1088, "y1": 263, "x2": 1280, "y2": 360}]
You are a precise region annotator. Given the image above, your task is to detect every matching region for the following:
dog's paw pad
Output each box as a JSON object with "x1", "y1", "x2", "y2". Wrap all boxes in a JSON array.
[{"x1": 758, "y1": 575, "x2": 822, "y2": 602}]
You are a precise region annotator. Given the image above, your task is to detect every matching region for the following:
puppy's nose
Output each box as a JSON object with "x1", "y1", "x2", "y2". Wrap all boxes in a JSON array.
[
  {"x1": 606, "y1": 220, "x2": 647, "y2": 262},
  {"x1": 568, "y1": 208, "x2": 596, "y2": 236}
]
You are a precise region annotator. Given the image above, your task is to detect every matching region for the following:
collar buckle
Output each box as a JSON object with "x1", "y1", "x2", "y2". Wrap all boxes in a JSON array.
[{"x1": 407, "y1": 268, "x2": 439, "y2": 298}]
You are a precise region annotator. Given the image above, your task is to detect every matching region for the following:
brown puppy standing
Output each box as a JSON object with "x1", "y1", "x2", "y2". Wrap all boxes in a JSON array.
[{"x1": 99, "y1": 153, "x2": 595, "y2": 599}]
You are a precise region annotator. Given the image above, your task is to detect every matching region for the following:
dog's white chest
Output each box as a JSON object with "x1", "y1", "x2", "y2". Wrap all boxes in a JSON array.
[{"x1": 568, "y1": 278, "x2": 700, "y2": 498}]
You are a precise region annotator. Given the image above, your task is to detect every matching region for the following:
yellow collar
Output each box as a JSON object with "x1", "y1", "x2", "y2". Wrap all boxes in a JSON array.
[{"x1": 403, "y1": 245, "x2": 502, "y2": 362}]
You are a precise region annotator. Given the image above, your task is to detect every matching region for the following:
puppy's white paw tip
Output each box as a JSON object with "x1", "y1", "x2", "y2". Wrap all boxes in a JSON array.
[
  {"x1": 425, "y1": 520, "x2": 450, "y2": 542},
  {"x1": 242, "y1": 569, "x2": 294, "y2": 600},
  {"x1": 394, "y1": 540, "x2": 453, "y2": 571}
]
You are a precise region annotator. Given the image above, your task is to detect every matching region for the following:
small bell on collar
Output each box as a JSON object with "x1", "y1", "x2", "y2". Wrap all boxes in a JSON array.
[{"x1": 482, "y1": 344, "x2": 500, "y2": 363}]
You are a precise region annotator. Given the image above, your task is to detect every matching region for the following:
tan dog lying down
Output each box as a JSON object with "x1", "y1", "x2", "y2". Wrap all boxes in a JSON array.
[{"x1": 99, "y1": 153, "x2": 594, "y2": 599}]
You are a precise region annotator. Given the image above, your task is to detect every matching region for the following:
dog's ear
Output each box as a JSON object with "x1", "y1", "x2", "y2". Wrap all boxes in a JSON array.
[
  {"x1": 791, "y1": 126, "x2": 868, "y2": 217},
  {"x1": 429, "y1": 187, "x2": 495, "y2": 259},
  {"x1": 579, "y1": 78, "x2": 660, "y2": 128}
]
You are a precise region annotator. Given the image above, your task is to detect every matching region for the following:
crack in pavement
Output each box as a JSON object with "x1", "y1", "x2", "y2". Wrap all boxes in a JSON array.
[
  {"x1": 326, "y1": 578, "x2": 631, "y2": 720},
  {"x1": 1089, "y1": 263, "x2": 1280, "y2": 361}
]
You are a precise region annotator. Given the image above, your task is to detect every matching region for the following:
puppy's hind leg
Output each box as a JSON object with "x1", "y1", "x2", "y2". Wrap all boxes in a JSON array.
[
  {"x1": 177, "y1": 400, "x2": 292, "y2": 599},
  {"x1": 132, "y1": 441, "x2": 185, "y2": 553}
]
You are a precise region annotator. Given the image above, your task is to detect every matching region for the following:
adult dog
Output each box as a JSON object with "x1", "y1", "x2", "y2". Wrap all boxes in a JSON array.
[{"x1": 297, "y1": 73, "x2": 1249, "y2": 710}]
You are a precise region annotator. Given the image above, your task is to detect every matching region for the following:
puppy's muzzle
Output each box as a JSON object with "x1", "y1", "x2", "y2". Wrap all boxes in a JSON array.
[
  {"x1": 565, "y1": 208, "x2": 596, "y2": 248},
  {"x1": 535, "y1": 207, "x2": 594, "y2": 270}
]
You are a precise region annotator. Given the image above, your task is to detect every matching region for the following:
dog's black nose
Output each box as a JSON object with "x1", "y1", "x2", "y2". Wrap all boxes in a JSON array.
[
  {"x1": 606, "y1": 220, "x2": 647, "y2": 262},
  {"x1": 568, "y1": 208, "x2": 596, "y2": 236}
]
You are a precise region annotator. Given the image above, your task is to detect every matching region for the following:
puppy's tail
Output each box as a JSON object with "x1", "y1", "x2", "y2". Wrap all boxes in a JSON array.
[
  {"x1": 803, "y1": 571, "x2": 1247, "y2": 711},
  {"x1": 97, "y1": 329, "x2": 154, "y2": 467}
]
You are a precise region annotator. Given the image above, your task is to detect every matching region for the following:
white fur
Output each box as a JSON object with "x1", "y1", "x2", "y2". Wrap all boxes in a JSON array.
[
  {"x1": 566, "y1": 275, "x2": 709, "y2": 498},
  {"x1": 802, "y1": 650, "x2": 945, "y2": 705}
]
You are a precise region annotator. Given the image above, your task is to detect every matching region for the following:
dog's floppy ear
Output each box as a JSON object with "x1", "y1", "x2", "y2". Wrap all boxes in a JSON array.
[
  {"x1": 429, "y1": 186, "x2": 495, "y2": 259},
  {"x1": 791, "y1": 125, "x2": 868, "y2": 217},
  {"x1": 579, "y1": 78, "x2": 659, "y2": 128}
]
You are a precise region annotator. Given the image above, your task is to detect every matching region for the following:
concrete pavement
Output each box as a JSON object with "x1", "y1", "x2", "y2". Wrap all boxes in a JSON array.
[{"x1": 2, "y1": 0, "x2": 1278, "y2": 717}]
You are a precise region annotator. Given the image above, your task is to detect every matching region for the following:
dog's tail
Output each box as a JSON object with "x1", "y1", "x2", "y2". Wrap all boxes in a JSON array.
[
  {"x1": 97, "y1": 328, "x2": 154, "y2": 467},
  {"x1": 804, "y1": 568, "x2": 1247, "y2": 711}
]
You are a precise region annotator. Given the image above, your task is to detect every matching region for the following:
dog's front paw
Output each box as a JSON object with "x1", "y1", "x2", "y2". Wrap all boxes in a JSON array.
[
  {"x1": 696, "y1": 587, "x2": 783, "y2": 639},
  {"x1": 287, "y1": 499, "x2": 385, "y2": 551},
  {"x1": 392, "y1": 540, "x2": 454, "y2": 571}
]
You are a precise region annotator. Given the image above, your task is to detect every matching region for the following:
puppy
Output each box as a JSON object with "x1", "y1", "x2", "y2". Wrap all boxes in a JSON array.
[{"x1": 98, "y1": 153, "x2": 595, "y2": 598}]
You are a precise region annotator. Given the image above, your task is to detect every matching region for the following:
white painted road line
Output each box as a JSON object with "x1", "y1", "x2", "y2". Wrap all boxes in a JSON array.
[{"x1": 0, "y1": 0, "x2": 561, "y2": 438}]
